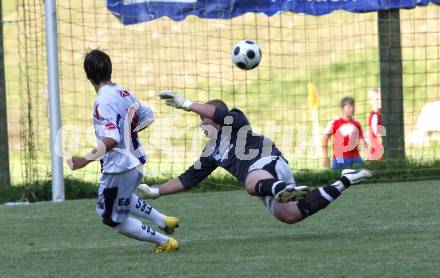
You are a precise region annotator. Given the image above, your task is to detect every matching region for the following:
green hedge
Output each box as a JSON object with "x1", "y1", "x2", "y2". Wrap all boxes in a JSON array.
[
  {"x1": 0, "y1": 178, "x2": 98, "y2": 204},
  {"x1": 1, "y1": 159, "x2": 439, "y2": 203}
]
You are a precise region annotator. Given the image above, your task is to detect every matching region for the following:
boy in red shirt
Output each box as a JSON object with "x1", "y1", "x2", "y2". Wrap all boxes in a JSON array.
[{"x1": 322, "y1": 97, "x2": 367, "y2": 170}]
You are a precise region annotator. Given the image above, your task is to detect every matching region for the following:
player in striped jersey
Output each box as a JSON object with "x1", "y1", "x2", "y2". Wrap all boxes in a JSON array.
[{"x1": 67, "y1": 49, "x2": 179, "y2": 253}]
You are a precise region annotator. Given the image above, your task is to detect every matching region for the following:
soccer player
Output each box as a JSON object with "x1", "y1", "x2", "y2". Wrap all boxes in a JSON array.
[
  {"x1": 67, "y1": 50, "x2": 179, "y2": 253},
  {"x1": 137, "y1": 92, "x2": 373, "y2": 225},
  {"x1": 322, "y1": 96, "x2": 367, "y2": 170},
  {"x1": 367, "y1": 88, "x2": 383, "y2": 160}
]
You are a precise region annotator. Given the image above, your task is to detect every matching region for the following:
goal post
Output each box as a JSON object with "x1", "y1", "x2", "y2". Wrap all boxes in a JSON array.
[
  {"x1": 378, "y1": 9, "x2": 405, "y2": 161},
  {"x1": 0, "y1": 0, "x2": 10, "y2": 189},
  {"x1": 44, "y1": 0, "x2": 64, "y2": 201}
]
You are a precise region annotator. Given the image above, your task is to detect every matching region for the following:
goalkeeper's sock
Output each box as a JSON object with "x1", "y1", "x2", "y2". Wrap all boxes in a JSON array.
[
  {"x1": 255, "y1": 179, "x2": 290, "y2": 197},
  {"x1": 115, "y1": 217, "x2": 169, "y2": 244},
  {"x1": 297, "y1": 184, "x2": 344, "y2": 218},
  {"x1": 130, "y1": 194, "x2": 166, "y2": 229},
  {"x1": 330, "y1": 176, "x2": 352, "y2": 192}
]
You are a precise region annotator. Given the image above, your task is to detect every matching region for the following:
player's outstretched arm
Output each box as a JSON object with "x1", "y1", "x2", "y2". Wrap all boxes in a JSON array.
[
  {"x1": 138, "y1": 155, "x2": 217, "y2": 199},
  {"x1": 159, "y1": 178, "x2": 186, "y2": 196},
  {"x1": 188, "y1": 102, "x2": 216, "y2": 120},
  {"x1": 137, "y1": 178, "x2": 186, "y2": 199},
  {"x1": 159, "y1": 91, "x2": 216, "y2": 119}
]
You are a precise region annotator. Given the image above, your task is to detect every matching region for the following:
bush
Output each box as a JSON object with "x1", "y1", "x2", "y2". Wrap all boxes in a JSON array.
[
  {"x1": 0, "y1": 178, "x2": 98, "y2": 203},
  {"x1": 0, "y1": 186, "x2": 24, "y2": 204}
]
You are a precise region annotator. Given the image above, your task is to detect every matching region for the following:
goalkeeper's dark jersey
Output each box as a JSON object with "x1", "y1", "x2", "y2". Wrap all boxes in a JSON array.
[{"x1": 178, "y1": 107, "x2": 283, "y2": 188}]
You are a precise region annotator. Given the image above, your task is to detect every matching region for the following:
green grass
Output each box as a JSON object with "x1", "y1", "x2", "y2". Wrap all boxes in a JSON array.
[{"x1": 1, "y1": 180, "x2": 440, "y2": 277}]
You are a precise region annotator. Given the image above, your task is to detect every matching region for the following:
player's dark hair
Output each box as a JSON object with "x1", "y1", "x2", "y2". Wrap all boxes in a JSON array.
[
  {"x1": 84, "y1": 49, "x2": 112, "y2": 85},
  {"x1": 340, "y1": 96, "x2": 355, "y2": 109},
  {"x1": 206, "y1": 99, "x2": 229, "y2": 110}
]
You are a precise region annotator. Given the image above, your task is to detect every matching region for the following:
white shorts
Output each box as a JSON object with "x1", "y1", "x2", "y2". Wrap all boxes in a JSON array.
[
  {"x1": 96, "y1": 167, "x2": 144, "y2": 223},
  {"x1": 248, "y1": 156, "x2": 296, "y2": 212}
]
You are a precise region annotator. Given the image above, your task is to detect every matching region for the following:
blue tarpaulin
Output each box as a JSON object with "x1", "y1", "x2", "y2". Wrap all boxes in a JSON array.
[{"x1": 106, "y1": 0, "x2": 440, "y2": 25}]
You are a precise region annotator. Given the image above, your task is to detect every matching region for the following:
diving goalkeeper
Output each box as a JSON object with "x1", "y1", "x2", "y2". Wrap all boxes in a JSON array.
[{"x1": 138, "y1": 92, "x2": 373, "y2": 224}]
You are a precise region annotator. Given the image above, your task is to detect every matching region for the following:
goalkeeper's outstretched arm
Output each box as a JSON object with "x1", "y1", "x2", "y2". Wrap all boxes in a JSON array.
[
  {"x1": 139, "y1": 154, "x2": 218, "y2": 199},
  {"x1": 189, "y1": 102, "x2": 216, "y2": 119},
  {"x1": 159, "y1": 178, "x2": 186, "y2": 196},
  {"x1": 137, "y1": 178, "x2": 188, "y2": 199},
  {"x1": 159, "y1": 91, "x2": 216, "y2": 119},
  {"x1": 159, "y1": 91, "x2": 248, "y2": 130}
]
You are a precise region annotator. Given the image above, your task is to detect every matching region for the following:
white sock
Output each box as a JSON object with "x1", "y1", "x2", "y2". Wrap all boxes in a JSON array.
[
  {"x1": 130, "y1": 194, "x2": 166, "y2": 229},
  {"x1": 331, "y1": 180, "x2": 346, "y2": 192},
  {"x1": 115, "y1": 216, "x2": 169, "y2": 244}
]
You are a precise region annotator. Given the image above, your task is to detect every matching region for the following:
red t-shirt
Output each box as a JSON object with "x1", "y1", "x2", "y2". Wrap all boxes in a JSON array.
[{"x1": 324, "y1": 117, "x2": 364, "y2": 159}]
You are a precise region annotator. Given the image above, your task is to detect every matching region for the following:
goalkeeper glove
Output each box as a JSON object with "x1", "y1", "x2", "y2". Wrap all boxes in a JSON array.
[
  {"x1": 136, "y1": 184, "x2": 160, "y2": 199},
  {"x1": 159, "y1": 91, "x2": 193, "y2": 111}
]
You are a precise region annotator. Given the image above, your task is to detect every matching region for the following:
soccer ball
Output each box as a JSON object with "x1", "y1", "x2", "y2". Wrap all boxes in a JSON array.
[{"x1": 231, "y1": 40, "x2": 262, "y2": 70}]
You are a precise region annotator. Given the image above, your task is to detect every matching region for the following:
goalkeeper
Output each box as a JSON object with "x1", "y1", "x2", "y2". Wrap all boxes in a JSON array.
[{"x1": 138, "y1": 92, "x2": 373, "y2": 224}]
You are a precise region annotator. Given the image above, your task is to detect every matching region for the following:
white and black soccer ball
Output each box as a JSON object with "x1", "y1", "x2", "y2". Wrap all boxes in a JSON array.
[{"x1": 231, "y1": 40, "x2": 262, "y2": 70}]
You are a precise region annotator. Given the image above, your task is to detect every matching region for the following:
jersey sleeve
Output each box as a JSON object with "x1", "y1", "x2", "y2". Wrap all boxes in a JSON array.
[
  {"x1": 178, "y1": 154, "x2": 218, "y2": 189},
  {"x1": 135, "y1": 102, "x2": 155, "y2": 131},
  {"x1": 95, "y1": 103, "x2": 121, "y2": 143},
  {"x1": 324, "y1": 119, "x2": 336, "y2": 135},
  {"x1": 212, "y1": 108, "x2": 250, "y2": 130}
]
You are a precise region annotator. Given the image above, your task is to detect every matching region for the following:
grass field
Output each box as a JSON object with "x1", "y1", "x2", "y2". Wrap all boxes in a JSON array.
[{"x1": 1, "y1": 180, "x2": 440, "y2": 277}]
